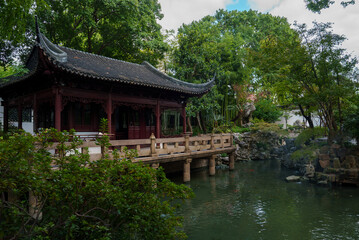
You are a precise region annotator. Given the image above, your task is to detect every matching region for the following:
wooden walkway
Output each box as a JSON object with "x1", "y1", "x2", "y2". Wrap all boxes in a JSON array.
[{"x1": 69, "y1": 133, "x2": 236, "y2": 182}]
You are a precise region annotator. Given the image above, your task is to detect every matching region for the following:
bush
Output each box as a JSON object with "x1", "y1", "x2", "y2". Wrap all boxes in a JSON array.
[
  {"x1": 0, "y1": 129, "x2": 193, "y2": 239},
  {"x1": 290, "y1": 143, "x2": 324, "y2": 164},
  {"x1": 212, "y1": 122, "x2": 250, "y2": 134},
  {"x1": 252, "y1": 99, "x2": 282, "y2": 123},
  {"x1": 294, "y1": 127, "x2": 326, "y2": 147}
]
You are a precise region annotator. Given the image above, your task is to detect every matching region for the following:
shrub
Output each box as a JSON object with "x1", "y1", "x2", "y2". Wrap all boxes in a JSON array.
[
  {"x1": 0, "y1": 129, "x2": 193, "y2": 239},
  {"x1": 294, "y1": 127, "x2": 326, "y2": 147},
  {"x1": 252, "y1": 99, "x2": 282, "y2": 123},
  {"x1": 290, "y1": 143, "x2": 323, "y2": 164}
]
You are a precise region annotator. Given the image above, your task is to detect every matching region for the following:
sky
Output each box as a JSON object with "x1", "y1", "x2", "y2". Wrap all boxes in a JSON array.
[{"x1": 158, "y1": 0, "x2": 359, "y2": 59}]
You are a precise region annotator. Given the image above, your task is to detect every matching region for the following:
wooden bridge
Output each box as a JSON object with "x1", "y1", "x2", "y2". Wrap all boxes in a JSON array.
[{"x1": 62, "y1": 133, "x2": 236, "y2": 182}]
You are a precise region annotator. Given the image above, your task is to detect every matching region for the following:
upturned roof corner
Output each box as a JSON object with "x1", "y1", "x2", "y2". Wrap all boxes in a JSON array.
[{"x1": 1, "y1": 22, "x2": 215, "y2": 96}]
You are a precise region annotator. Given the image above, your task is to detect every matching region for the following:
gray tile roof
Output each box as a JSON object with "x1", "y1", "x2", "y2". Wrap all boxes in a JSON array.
[{"x1": 0, "y1": 28, "x2": 214, "y2": 96}]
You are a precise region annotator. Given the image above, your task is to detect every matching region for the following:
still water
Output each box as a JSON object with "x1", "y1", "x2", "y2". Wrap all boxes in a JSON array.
[{"x1": 175, "y1": 159, "x2": 359, "y2": 240}]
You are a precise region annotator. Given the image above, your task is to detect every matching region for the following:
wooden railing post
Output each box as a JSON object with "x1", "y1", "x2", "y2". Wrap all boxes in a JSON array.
[
  {"x1": 210, "y1": 134, "x2": 215, "y2": 150},
  {"x1": 183, "y1": 158, "x2": 192, "y2": 182},
  {"x1": 221, "y1": 134, "x2": 224, "y2": 148},
  {"x1": 150, "y1": 133, "x2": 158, "y2": 157},
  {"x1": 185, "y1": 133, "x2": 190, "y2": 153},
  {"x1": 230, "y1": 134, "x2": 234, "y2": 147}
]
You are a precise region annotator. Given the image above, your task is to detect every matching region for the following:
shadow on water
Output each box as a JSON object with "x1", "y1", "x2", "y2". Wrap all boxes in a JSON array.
[{"x1": 173, "y1": 159, "x2": 359, "y2": 240}]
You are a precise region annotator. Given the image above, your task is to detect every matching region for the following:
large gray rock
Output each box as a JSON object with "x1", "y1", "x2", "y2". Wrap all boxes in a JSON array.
[{"x1": 286, "y1": 175, "x2": 301, "y2": 182}]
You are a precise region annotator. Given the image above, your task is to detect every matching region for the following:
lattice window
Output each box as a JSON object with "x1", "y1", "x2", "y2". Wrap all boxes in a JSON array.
[
  {"x1": 23, "y1": 108, "x2": 32, "y2": 122},
  {"x1": 8, "y1": 107, "x2": 32, "y2": 122},
  {"x1": 8, "y1": 108, "x2": 17, "y2": 122}
]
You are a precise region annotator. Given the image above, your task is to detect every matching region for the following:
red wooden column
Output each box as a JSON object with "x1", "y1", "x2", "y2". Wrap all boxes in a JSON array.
[
  {"x1": 155, "y1": 101, "x2": 161, "y2": 138},
  {"x1": 17, "y1": 105, "x2": 23, "y2": 130},
  {"x1": 107, "y1": 93, "x2": 112, "y2": 137},
  {"x1": 182, "y1": 103, "x2": 187, "y2": 134},
  {"x1": 33, "y1": 94, "x2": 37, "y2": 133},
  {"x1": 54, "y1": 88, "x2": 62, "y2": 131},
  {"x1": 68, "y1": 103, "x2": 74, "y2": 130},
  {"x1": 2, "y1": 100, "x2": 8, "y2": 133}
]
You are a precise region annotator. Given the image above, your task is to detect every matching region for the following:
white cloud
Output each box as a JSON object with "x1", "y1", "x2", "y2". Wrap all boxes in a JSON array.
[
  {"x1": 248, "y1": 0, "x2": 283, "y2": 11},
  {"x1": 268, "y1": 0, "x2": 359, "y2": 59},
  {"x1": 158, "y1": 0, "x2": 233, "y2": 31},
  {"x1": 158, "y1": 0, "x2": 359, "y2": 59}
]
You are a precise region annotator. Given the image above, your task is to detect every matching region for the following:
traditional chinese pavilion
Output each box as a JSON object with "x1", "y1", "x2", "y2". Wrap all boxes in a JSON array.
[{"x1": 0, "y1": 25, "x2": 214, "y2": 139}]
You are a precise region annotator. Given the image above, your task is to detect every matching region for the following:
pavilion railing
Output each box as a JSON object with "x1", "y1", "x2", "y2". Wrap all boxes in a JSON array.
[{"x1": 49, "y1": 133, "x2": 234, "y2": 162}]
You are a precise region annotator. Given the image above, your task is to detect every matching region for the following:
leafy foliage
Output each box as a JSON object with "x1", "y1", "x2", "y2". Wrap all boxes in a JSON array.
[
  {"x1": 252, "y1": 98, "x2": 282, "y2": 123},
  {"x1": 0, "y1": 65, "x2": 28, "y2": 79},
  {"x1": 169, "y1": 10, "x2": 294, "y2": 131},
  {"x1": 342, "y1": 94, "x2": 359, "y2": 141},
  {"x1": 290, "y1": 143, "x2": 322, "y2": 164},
  {"x1": 0, "y1": 129, "x2": 193, "y2": 239},
  {"x1": 294, "y1": 127, "x2": 327, "y2": 147},
  {"x1": 255, "y1": 21, "x2": 358, "y2": 142},
  {"x1": 0, "y1": 0, "x2": 167, "y2": 66},
  {"x1": 305, "y1": 0, "x2": 356, "y2": 13}
]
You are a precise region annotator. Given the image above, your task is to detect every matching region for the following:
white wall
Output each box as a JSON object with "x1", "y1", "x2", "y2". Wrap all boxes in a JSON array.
[{"x1": 276, "y1": 110, "x2": 321, "y2": 128}]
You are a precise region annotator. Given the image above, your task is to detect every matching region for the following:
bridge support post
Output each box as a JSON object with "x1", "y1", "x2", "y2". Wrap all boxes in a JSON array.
[
  {"x1": 229, "y1": 152, "x2": 235, "y2": 171},
  {"x1": 183, "y1": 158, "x2": 192, "y2": 182},
  {"x1": 209, "y1": 155, "x2": 216, "y2": 176}
]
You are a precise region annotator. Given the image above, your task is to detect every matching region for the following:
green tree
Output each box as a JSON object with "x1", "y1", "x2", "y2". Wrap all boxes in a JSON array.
[
  {"x1": 305, "y1": 0, "x2": 356, "y2": 13},
  {"x1": 252, "y1": 98, "x2": 283, "y2": 123},
  {"x1": 0, "y1": 129, "x2": 193, "y2": 239},
  {"x1": 255, "y1": 22, "x2": 358, "y2": 142},
  {"x1": 169, "y1": 10, "x2": 293, "y2": 131},
  {"x1": 0, "y1": 0, "x2": 167, "y2": 66}
]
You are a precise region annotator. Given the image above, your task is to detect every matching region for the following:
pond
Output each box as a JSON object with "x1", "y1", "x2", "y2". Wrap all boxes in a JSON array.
[{"x1": 175, "y1": 159, "x2": 359, "y2": 240}]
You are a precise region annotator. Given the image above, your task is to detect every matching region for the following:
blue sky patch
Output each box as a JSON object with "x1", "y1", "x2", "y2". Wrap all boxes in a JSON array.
[{"x1": 226, "y1": 0, "x2": 250, "y2": 11}]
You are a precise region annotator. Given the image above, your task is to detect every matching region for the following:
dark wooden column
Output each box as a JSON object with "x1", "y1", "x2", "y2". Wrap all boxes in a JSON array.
[
  {"x1": 17, "y1": 105, "x2": 23, "y2": 130},
  {"x1": 107, "y1": 93, "x2": 112, "y2": 136},
  {"x1": 54, "y1": 88, "x2": 62, "y2": 131},
  {"x1": 68, "y1": 103, "x2": 74, "y2": 130},
  {"x1": 2, "y1": 100, "x2": 8, "y2": 133},
  {"x1": 155, "y1": 101, "x2": 161, "y2": 138},
  {"x1": 182, "y1": 103, "x2": 187, "y2": 134},
  {"x1": 33, "y1": 94, "x2": 37, "y2": 133}
]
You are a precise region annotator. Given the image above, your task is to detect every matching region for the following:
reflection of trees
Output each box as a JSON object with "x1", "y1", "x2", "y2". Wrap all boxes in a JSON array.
[{"x1": 179, "y1": 159, "x2": 359, "y2": 239}]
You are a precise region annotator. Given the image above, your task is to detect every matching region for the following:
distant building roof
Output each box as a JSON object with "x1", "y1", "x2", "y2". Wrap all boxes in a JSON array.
[{"x1": 0, "y1": 24, "x2": 215, "y2": 96}]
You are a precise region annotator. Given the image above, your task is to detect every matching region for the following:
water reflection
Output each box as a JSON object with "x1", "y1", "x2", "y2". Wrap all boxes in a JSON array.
[{"x1": 175, "y1": 159, "x2": 359, "y2": 240}]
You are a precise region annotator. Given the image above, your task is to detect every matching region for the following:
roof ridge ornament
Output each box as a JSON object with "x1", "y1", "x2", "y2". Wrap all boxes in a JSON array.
[{"x1": 35, "y1": 18, "x2": 67, "y2": 63}]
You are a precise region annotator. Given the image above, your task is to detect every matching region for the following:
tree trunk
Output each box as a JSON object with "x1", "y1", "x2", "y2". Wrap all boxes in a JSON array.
[
  {"x1": 187, "y1": 116, "x2": 193, "y2": 133},
  {"x1": 200, "y1": 112, "x2": 207, "y2": 133},
  {"x1": 298, "y1": 104, "x2": 314, "y2": 128},
  {"x1": 196, "y1": 112, "x2": 203, "y2": 132}
]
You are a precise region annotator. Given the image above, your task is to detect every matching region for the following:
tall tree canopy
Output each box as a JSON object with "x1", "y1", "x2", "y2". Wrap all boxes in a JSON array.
[
  {"x1": 305, "y1": 0, "x2": 356, "y2": 13},
  {"x1": 0, "y1": 0, "x2": 168, "y2": 66},
  {"x1": 255, "y1": 22, "x2": 358, "y2": 141},
  {"x1": 168, "y1": 10, "x2": 293, "y2": 129}
]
